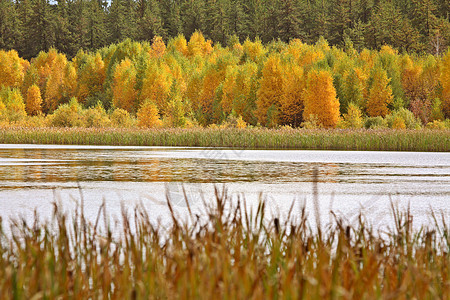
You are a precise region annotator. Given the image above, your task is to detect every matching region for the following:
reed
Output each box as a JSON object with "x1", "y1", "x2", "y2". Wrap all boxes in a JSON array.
[
  {"x1": 0, "y1": 127, "x2": 449, "y2": 151},
  {"x1": 0, "y1": 187, "x2": 449, "y2": 299}
]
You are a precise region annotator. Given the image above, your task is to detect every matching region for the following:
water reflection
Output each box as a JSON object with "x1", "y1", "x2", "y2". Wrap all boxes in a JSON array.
[
  {"x1": 0, "y1": 145, "x2": 449, "y2": 229},
  {"x1": 0, "y1": 147, "x2": 449, "y2": 187}
]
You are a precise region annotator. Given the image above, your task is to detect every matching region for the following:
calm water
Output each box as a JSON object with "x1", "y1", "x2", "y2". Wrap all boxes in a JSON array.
[{"x1": 0, "y1": 144, "x2": 449, "y2": 228}]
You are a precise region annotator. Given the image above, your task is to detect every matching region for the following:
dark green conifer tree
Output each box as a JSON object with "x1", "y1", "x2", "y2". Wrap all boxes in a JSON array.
[
  {"x1": 181, "y1": 0, "x2": 206, "y2": 39},
  {"x1": 0, "y1": 0, "x2": 21, "y2": 50},
  {"x1": 136, "y1": 0, "x2": 165, "y2": 41},
  {"x1": 26, "y1": 0, "x2": 55, "y2": 58},
  {"x1": 86, "y1": 0, "x2": 107, "y2": 50},
  {"x1": 278, "y1": 0, "x2": 301, "y2": 42}
]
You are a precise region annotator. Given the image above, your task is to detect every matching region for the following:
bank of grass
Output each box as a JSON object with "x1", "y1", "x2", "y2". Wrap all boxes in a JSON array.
[
  {"x1": 0, "y1": 127, "x2": 449, "y2": 151},
  {"x1": 0, "y1": 188, "x2": 448, "y2": 299}
]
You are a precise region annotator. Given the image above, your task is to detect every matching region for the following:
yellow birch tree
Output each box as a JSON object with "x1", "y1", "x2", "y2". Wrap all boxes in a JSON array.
[
  {"x1": 137, "y1": 101, "x2": 162, "y2": 128},
  {"x1": 26, "y1": 85, "x2": 43, "y2": 116},
  {"x1": 256, "y1": 55, "x2": 284, "y2": 126},
  {"x1": 440, "y1": 51, "x2": 450, "y2": 117},
  {"x1": 280, "y1": 65, "x2": 306, "y2": 126},
  {"x1": 303, "y1": 69, "x2": 340, "y2": 128},
  {"x1": 112, "y1": 58, "x2": 138, "y2": 113},
  {"x1": 366, "y1": 66, "x2": 394, "y2": 117}
]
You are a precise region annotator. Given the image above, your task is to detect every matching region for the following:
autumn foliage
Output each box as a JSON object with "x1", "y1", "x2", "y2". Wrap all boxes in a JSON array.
[
  {"x1": 441, "y1": 51, "x2": 450, "y2": 118},
  {"x1": 366, "y1": 66, "x2": 394, "y2": 117},
  {"x1": 303, "y1": 70, "x2": 340, "y2": 128},
  {"x1": 112, "y1": 58, "x2": 137, "y2": 113},
  {"x1": 26, "y1": 85, "x2": 43, "y2": 116},
  {"x1": 137, "y1": 101, "x2": 162, "y2": 128},
  {"x1": 256, "y1": 55, "x2": 284, "y2": 126},
  {"x1": 0, "y1": 33, "x2": 448, "y2": 129}
]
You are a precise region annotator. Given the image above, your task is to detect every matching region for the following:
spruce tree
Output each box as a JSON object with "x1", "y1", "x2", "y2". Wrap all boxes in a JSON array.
[
  {"x1": 26, "y1": 0, "x2": 55, "y2": 58},
  {"x1": 329, "y1": 0, "x2": 351, "y2": 46},
  {"x1": 86, "y1": 0, "x2": 107, "y2": 50},
  {"x1": 207, "y1": 0, "x2": 229, "y2": 45},
  {"x1": 278, "y1": 0, "x2": 301, "y2": 43},
  {"x1": 181, "y1": 0, "x2": 206, "y2": 39},
  {"x1": 0, "y1": 0, "x2": 21, "y2": 50},
  {"x1": 226, "y1": 0, "x2": 246, "y2": 42},
  {"x1": 108, "y1": 0, "x2": 137, "y2": 44},
  {"x1": 136, "y1": 0, "x2": 165, "y2": 41},
  {"x1": 160, "y1": 0, "x2": 182, "y2": 38},
  {"x1": 68, "y1": 0, "x2": 89, "y2": 53},
  {"x1": 54, "y1": 0, "x2": 74, "y2": 56}
]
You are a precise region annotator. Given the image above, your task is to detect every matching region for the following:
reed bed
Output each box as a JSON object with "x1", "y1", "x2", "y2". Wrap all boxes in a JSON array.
[
  {"x1": 0, "y1": 127, "x2": 449, "y2": 151},
  {"x1": 0, "y1": 187, "x2": 449, "y2": 299}
]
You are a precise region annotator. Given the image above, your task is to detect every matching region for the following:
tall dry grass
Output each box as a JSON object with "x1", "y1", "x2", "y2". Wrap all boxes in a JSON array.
[
  {"x1": 0, "y1": 186, "x2": 448, "y2": 299},
  {"x1": 0, "y1": 127, "x2": 448, "y2": 151}
]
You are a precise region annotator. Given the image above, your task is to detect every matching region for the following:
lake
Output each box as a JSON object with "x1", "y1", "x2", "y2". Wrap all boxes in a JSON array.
[{"x1": 0, "y1": 144, "x2": 449, "y2": 229}]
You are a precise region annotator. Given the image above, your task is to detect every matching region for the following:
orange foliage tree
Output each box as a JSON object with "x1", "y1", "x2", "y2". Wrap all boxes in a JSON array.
[
  {"x1": 366, "y1": 66, "x2": 393, "y2": 117},
  {"x1": 20, "y1": 49, "x2": 69, "y2": 113},
  {"x1": 242, "y1": 38, "x2": 266, "y2": 62},
  {"x1": 221, "y1": 66, "x2": 237, "y2": 115},
  {"x1": 401, "y1": 56, "x2": 423, "y2": 104},
  {"x1": 303, "y1": 69, "x2": 340, "y2": 128},
  {"x1": 195, "y1": 59, "x2": 229, "y2": 125},
  {"x1": 401, "y1": 55, "x2": 438, "y2": 123},
  {"x1": 170, "y1": 34, "x2": 189, "y2": 56},
  {"x1": 112, "y1": 58, "x2": 138, "y2": 113}
]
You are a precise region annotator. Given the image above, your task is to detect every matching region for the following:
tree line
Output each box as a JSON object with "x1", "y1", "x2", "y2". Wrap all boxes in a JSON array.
[
  {"x1": 0, "y1": 33, "x2": 449, "y2": 129},
  {"x1": 0, "y1": 0, "x2": 449, "y2": 60}
]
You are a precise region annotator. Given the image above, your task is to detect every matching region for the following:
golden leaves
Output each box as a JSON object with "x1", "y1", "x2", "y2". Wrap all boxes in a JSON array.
[
  {"x1": 366, "y1": 67, "x2": 393, "y2": 117},
  {"x1": 440, "y1": 51, "x2": 450, "y2": 117},
  {"x1": 112, "y1": 58, "x2": 137, "y2": 113},
  {"x1": 26, "y1": 85, "x2": 42, "y2": 116},
  {"x1": 303, "y1": 69, "x2": 340, "y2": 128},
  {"x1": 256, "y1": 55, "x2": 283, "y2": 126},
  {"x1": 0, "y1": 50, "x2": 28, "y2": 89},
  {"x1": 137, "y1": 101, "x2": 162, "y2": 128}
]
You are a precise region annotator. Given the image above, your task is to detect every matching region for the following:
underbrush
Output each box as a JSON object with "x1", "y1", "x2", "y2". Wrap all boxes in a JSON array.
[
  {"x1": 0, "y1": 187, "x2": 449, "y2": 299},
  {"x1": 0, "y1": 127, "x2": 448, "y2": 152}
]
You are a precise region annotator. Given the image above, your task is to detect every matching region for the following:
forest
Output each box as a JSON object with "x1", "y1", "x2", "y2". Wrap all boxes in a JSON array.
[
  {"x1": 0, "y1": 0, "x2": 449, "y2": 129},
  {"x1": 1, "y1": 0, "x2": 449, "y2": 59}
]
